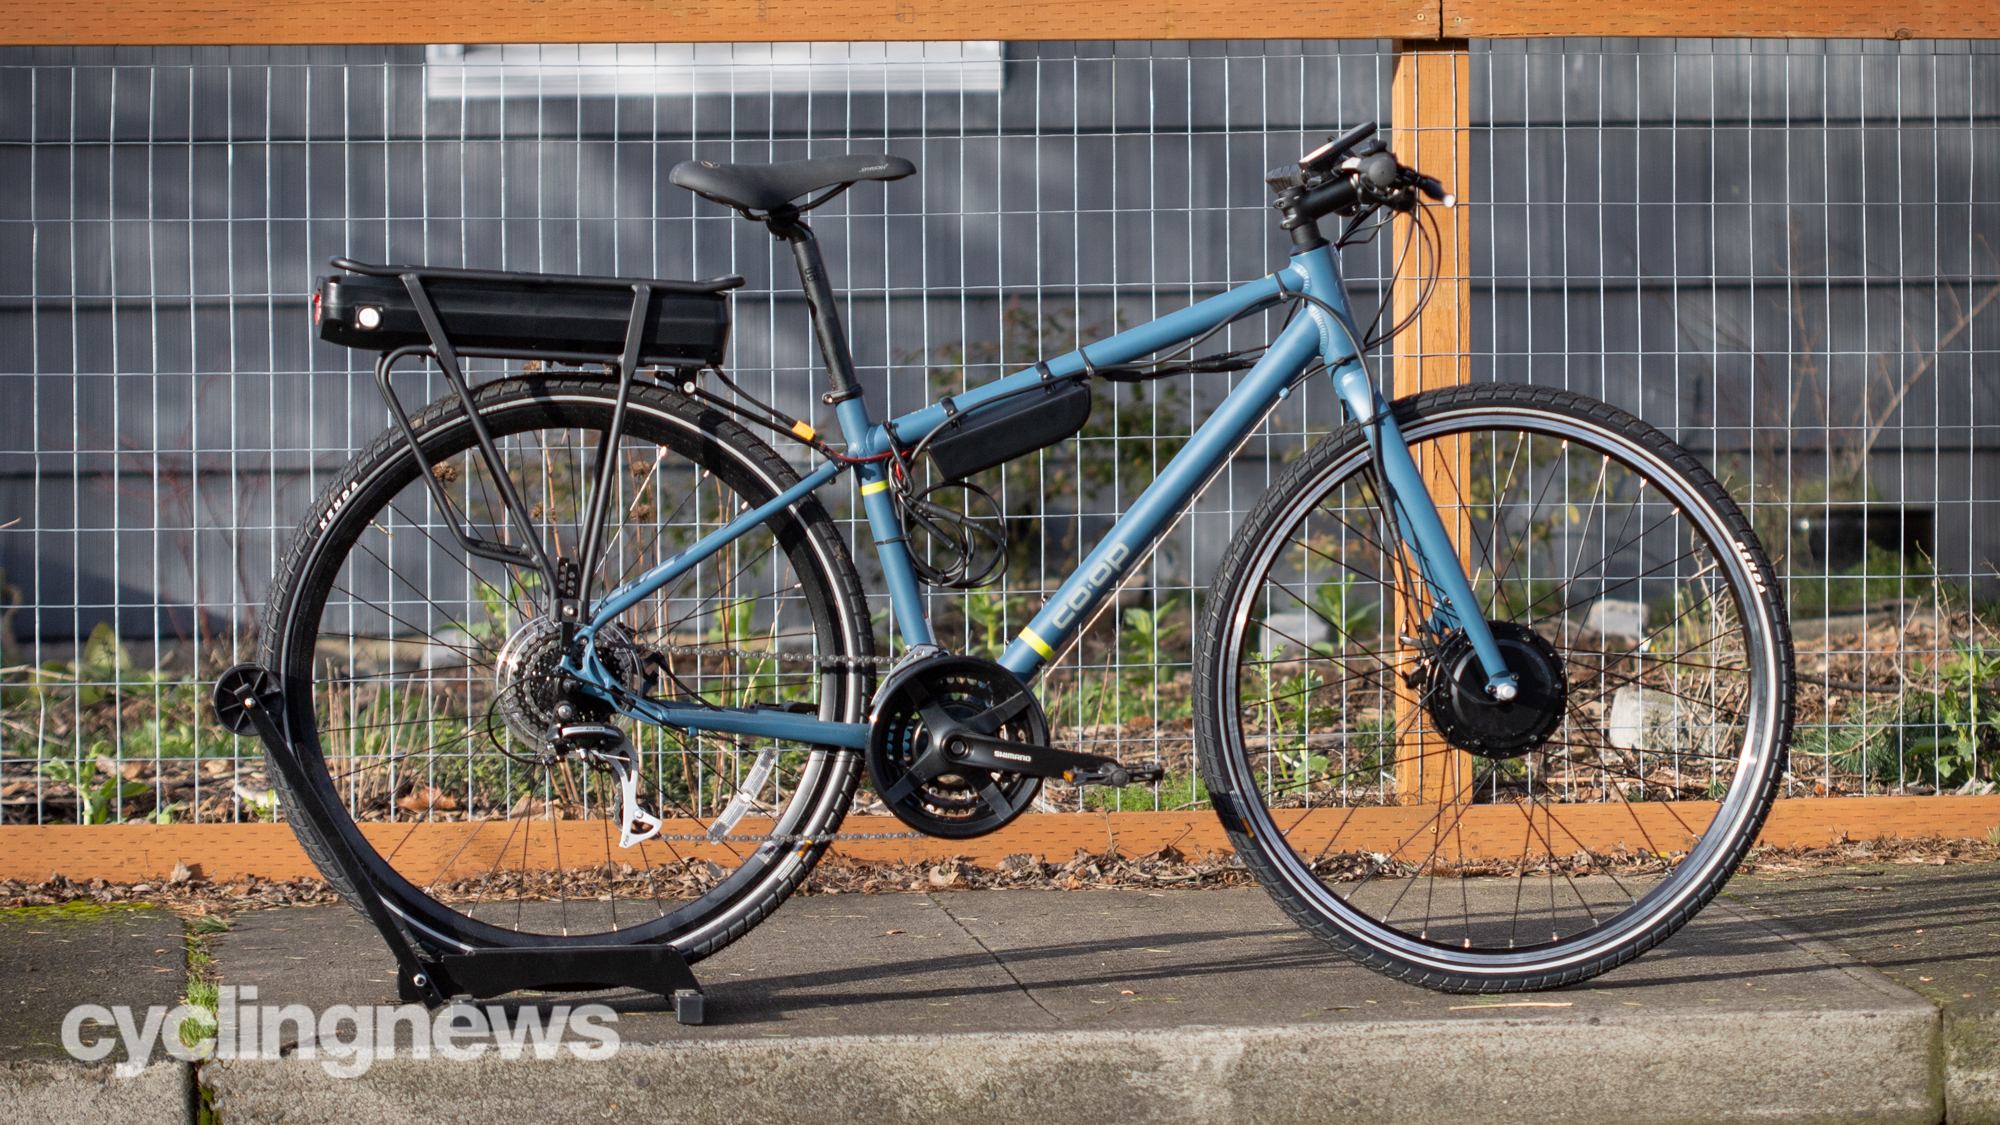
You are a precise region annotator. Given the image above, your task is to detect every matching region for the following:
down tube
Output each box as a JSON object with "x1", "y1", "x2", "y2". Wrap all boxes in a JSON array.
[{"x1": 997, "y1": 313, "x2": 1325, "y2": 680}]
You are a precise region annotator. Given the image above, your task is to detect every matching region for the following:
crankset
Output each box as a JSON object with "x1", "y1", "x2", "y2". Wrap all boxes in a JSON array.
[{"x1": 865, "y1": 654, "x2": 1164, "y2": 839}]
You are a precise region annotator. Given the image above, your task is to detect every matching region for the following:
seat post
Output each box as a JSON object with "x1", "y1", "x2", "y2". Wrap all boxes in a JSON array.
[{"x1": 770, "y1": 215, "x2": 865, "y2": 406}]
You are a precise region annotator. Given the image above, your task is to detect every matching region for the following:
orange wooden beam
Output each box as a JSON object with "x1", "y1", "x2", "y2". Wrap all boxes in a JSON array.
[
  {"x1": 10, "y1": 1, "x2": 1998, "y2": 47},
  {"x1": 5, "y1": 0, "x2": 1439, "y2": 47},
  {"x1": 3, "y1": 797, "x2": 1996, "y2": 883},
  {"x1": 1390, "y1": 40, "x2": 1479, "y2": 818},
  {"x1": 1441, "y1": 1, "x2": 2000, "y2": 40}
]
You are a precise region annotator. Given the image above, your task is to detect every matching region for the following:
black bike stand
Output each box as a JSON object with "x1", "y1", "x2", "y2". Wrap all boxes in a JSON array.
[
  {"x1": 212, "y1": 663, "x2": 708, "y2": 1025},
  {"x1": 443, "y1": 946, "x2": 705, "y2": 1024}
]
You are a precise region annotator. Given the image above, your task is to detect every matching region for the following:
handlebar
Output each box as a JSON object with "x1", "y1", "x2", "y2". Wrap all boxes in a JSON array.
[{"x1": 1269, "y1": 125, "x2": 1456, "y2": 242}]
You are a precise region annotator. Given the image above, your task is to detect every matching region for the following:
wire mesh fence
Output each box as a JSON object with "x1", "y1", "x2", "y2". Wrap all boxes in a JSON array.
[{"x1": 0, "y1": 39, "x2": 1994, "y2": 827}]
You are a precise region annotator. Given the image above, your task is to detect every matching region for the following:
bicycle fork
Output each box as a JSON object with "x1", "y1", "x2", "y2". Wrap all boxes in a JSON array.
[{"x1": 1303, "y1": 249, "x2": 1520, "y2": 701}]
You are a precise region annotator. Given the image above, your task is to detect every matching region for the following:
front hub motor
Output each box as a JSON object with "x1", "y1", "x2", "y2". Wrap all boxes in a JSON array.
[
  {"x1": 865, "y1": 655, "x2": 1047, "y2": 839},
  {"x1": 1422, "y1": 621, "x2": 1567, "y2": 760}
]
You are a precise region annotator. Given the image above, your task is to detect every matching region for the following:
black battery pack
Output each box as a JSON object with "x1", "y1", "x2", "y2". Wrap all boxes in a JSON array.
[
  {"x1": 924, "y1": 377, "x2": 1093, "y2": 480},
  {"x1": 314, "y1": 268, "x2": 732, "y2": 368}
]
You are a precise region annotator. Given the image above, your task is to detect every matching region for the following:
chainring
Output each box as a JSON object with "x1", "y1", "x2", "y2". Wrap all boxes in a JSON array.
[{"x1": 864, "y1": 654, "x2": 1046, "y2": 839}]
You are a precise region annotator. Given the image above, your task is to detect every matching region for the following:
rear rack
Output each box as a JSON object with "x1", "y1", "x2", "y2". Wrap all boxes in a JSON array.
[{"x1": 315, "y1": 257, "x2": 744, "y2": 597}]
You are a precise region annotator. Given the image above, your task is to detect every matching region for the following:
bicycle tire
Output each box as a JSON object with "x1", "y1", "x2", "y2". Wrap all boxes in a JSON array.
[
  {"x1": 260, "y1": 374, "x2": 873, "y2": 959},
  {"x1": 1195, "y1": 382, "x2": 1792, "y2": 992}
]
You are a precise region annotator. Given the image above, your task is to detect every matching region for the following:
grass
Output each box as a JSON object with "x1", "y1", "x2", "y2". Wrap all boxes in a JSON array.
[
  {"x1": 176, "y1": 914, "x2": 225, "y2": 1052},
  {"x1": 0, "y1": 899, "x2": 122, "y2": 922},
  {"x1": 1085, "y1": 770, "x2": 1209, "y2": 813},
  {"x1": 177, "y1": 914, "x2": 225, "y2": 1125}
]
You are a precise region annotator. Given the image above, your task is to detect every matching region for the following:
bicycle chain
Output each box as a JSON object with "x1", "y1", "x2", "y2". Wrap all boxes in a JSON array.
[
  {"x1": 629, "y1": 646, "x2": 924, "y2": 843},
  {"x1": 643, "y1": 642, "x2": 900, "y2": 669},
  {"x1": 649, "y1": 828, "x2": 925, "y2": 844}
]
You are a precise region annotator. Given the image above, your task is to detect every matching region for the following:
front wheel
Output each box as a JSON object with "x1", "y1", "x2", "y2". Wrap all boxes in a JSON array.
[{"x1": 1195, "y1": 383, "x2": 1793, "y2": 992}]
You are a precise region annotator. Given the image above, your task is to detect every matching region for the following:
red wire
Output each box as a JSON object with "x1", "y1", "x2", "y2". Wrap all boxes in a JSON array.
[{"x1": 830, "y1": 448, "x2": 899, "y2": 465}]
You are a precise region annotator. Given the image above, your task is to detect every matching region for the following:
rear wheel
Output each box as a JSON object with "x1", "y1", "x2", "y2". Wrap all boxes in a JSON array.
[
  {"x1": 261, "y1": 374, "x2": 873, "y2": 957},
  {"x1": 1195, "y1": 383, "x2": 1792, "y2": 991}
]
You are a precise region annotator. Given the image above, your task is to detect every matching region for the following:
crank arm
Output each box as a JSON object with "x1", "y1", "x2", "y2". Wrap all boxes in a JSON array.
[{"x1": 939, "y1": 730, "x2": 1165, "y2": 787}]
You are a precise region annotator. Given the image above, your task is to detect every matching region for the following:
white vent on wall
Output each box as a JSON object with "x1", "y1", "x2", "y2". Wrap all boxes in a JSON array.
[{"x1": 425, "y1": 42, "x2": 1006, "y2": 99}]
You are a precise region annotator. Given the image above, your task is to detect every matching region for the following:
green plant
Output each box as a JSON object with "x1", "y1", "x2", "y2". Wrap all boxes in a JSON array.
[
  {"x1": 177, "y1": 920, "x2": 222, "y2": 1056},
  {"x1": 1786, "y1": 542, "x2": 1931, "y2": 620},
  {"x1": 1306, "y1": 573, "x2": 1379, "y2": 652},
  {"x1": 237, "y1": 784, "x2": 279, "y2": 822},
  {"x1": 964, "y1": 590, "x2": 1023, "y2": 658},
  {"x1": 1120, "y1": 595, "x2": 1184, "y2": 665},
  {"x1": 1908, "y1": 640, "x2": 2000, "y2": 786},
  {"x1": 1084, "y1": 769, "x2": 1208, "y2": 811},
  {"x1": 467, "y1": 572, "x2": 541, "y2": 642},
  {"x1": 1273, "y1": 745, "x2": 1330, "y2": 789},
  {"x1": 1822, "y1": 638, "x2": 2000, "y2": 790},
  {"x1": 39, "y1": 755, "x2": 150, "y2": 825}
]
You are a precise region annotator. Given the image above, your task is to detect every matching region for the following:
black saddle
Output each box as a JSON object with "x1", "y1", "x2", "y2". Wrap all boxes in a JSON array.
[{"x1": 669, "y1": 154, "x2": 916, "y2": 213}]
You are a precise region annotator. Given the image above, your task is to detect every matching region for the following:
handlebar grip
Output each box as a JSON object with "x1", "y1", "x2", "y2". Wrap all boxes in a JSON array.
[{"x1": 1358, "y1": 153, "x2": 1401, "y2": 190}]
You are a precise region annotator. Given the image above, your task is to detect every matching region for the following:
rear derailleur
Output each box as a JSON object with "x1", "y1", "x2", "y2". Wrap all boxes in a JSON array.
[{"x1": 540, "y1": 719, "x2": 663, "y2": 849}]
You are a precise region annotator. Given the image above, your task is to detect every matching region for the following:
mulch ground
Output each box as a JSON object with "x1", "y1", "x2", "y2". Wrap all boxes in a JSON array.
[{"x1": 5, "y1": 831, "x2": 1995, "y2": 922}]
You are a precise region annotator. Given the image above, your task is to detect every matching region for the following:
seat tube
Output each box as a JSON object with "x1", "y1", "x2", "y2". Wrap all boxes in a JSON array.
[
  {"x1": 769, "y1": 213, "x2": 936, "y2": 650},
  {"x1": 779, "y1": 219, "x2": 865, "y2": 403},
  {"x1": 837, "y1": 402, "x2": 935, "y2": 651}
]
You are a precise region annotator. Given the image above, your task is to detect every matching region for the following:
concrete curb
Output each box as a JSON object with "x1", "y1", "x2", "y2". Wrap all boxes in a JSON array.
[
  {"x1": 0, "y1": 1059, "x2": 189, "y2": 1125},
  {"x1": 202, "y1": 1006, "x2": 1942, "y2": 1125},
  {"x1": 1946, "y1": 1000, "x2": 2000, "y2": 1125},
  {"x1": 0, "y1": 903, "x2": 193, "y2": 1124}
]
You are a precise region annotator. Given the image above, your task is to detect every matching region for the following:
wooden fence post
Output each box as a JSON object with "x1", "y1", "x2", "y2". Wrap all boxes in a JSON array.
[{"x1": 1390, "y1": 40, "x2": 1478, "y2": 835}]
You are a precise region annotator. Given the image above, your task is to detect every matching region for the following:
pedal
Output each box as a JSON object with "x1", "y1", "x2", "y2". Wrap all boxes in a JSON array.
[
  {"x1": 1068, "y1": 760, "x2": 1166, "y2": 787},
  {"x1": 1122, "y1": 762, "x2": 1166, "y2": 785}
]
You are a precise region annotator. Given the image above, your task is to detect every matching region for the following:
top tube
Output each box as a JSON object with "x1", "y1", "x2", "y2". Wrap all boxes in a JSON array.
[{"x1": 850, "y1": 262, "x2": 1319, "y2": 458}]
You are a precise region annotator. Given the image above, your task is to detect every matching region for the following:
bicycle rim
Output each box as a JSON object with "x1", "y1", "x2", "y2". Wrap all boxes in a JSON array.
[
  {"x1": 1198, "y1": 385, "x2": 1790, "y2": 987},
  {"x1": 264, "y1": 376, "x2": 872, "y2": 954}
]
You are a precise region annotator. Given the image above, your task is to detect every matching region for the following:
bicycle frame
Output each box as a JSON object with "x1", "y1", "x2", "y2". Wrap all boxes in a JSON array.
[{"x1": 570, "y1": 239, "x2": 1519, "y2": 749}]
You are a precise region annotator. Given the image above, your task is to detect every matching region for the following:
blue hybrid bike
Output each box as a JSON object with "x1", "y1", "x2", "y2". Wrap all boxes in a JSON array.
[{"x1": 256, "y1": 123, "x2": 1792, "y2": 993}]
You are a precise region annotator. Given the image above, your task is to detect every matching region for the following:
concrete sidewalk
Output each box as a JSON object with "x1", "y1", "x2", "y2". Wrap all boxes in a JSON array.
[
  {"x1": 198, "y1": 886, "x2": 1945, "y2": 1125},
  {"x1": 0, "y1": 903, "x2": 191, "y2": 1124},
  {"x1": 1727, "y1": 863, "x2": 2000, "y2": 1124},
  {"x1": 7, "y1": 864, "x2": 1997, "y2": 1125}
]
